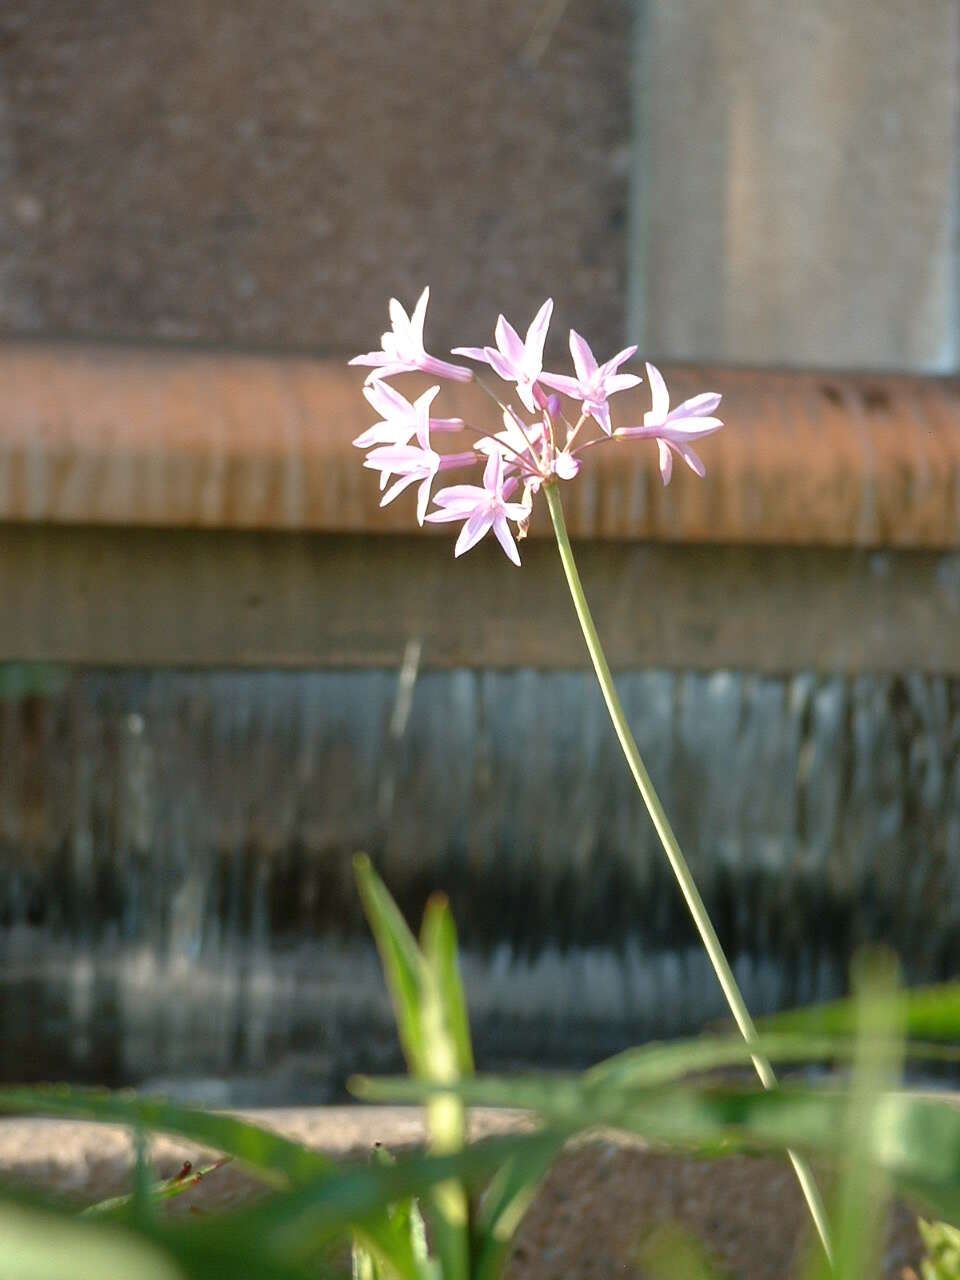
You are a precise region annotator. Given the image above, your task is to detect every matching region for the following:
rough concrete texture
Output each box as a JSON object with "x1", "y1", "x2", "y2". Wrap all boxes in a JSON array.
[
  {"x1": 0, "y1": 1110, "x2": 924, "y2": 1279},
  {"x1": 631, "y1": 0, "x2": 959, "y2": 371},
  {"x1": 0, "y1": 1, "x2": 630, "y2": 357}
]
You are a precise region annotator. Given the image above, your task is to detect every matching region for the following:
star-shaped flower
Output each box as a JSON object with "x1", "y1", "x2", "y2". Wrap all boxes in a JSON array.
[
  {"x1": 453, "y1": 299, "x2": 554, "y2": 414},
  {"x1": 615, "y1": 363, "x2": 723, "y2": 484},
  {"x1": 353, "y1": 380, "x2": 464, "y2": 451},
  {"x1": 350, "y1": 288, "x2": 473, "y2": 383},
  {"x1": 540, "y1": 331, "x2": 642, "y2": 435},
  {"x1": 426, "y1": 450, "x2": 529, "y2": 565},
  {"x1": 361, "y1": 386, "x2": 446, "y2": 522}
]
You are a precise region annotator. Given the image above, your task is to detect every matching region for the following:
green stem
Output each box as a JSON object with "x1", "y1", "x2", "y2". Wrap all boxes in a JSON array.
[{"x1": 544, "y1": 482, "x2": 834, "y2": 1265}]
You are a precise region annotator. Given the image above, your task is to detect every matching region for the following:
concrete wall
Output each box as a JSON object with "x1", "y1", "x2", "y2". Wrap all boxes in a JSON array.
[
  {"x1": 0, "y1": 1, "x2": 631, "y2": 357},
  {"x1": 0, "y1": 3, "x2": 954, "y2": 367},
  {"x1": 631, "y1": 0, "x2": 959, "y2": 371}
]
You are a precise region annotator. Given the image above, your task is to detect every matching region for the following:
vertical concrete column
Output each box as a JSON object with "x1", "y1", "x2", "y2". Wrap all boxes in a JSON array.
[{"x1": 629, "y1": 1, "x2": 959, "y2": 371}]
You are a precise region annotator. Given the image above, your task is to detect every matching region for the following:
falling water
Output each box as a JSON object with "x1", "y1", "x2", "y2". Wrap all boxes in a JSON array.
[{"x1": 0, "y1": 665, "x2": 958, "y2": 1101}]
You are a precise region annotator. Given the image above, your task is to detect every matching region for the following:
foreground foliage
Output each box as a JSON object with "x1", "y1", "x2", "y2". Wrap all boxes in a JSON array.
[{"x1": 0, "y1": 858, "x2": 958, "y2": 1279}]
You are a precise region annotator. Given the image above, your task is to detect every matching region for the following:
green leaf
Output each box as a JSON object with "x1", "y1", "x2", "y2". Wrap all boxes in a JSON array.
[
  {"x1": 355, "y1": 1073, "x2": 960, "y2": 1225},
  {"x1": 354, "y1": 855, "x2": 429, "y2": 1076},
  {"x1": 420, "y1": 894, "x2": 474, "y2": 1077},
  {"x1": 810, "y1": 950, "x2": 904, "y2": 1280},
  {"x1": 84, "y1": 1159, "x2": 232, "y2": 1220},
  {"x1": 234, "y1": 1133, "x2": 561, "y2": 1260},
  {"x1": 471, "y1": 1134, "x2": 563, "y2": 1280},
  {"x1": 0, "y1": 1198, "x2": 183, "y2": 1280},
  {"x1": 918, "y1": 1219, "x2": 960, "y2": 1280},
  {"x1": 0, "y1": 1086, "x2": 331, "y2": 1186},
  {"x1": 635, "y1": 1222, "x2": 733, "y2": 1280},
  {"x1": 0, "y1": 1087, "x2": 416, "y2": 1278},
  {"x1": 355, "y1": 859, "x2": 469, "y2": 1280},
  {"x1": 762, "y1": 980, "x2": 960, "y2": 1042}
]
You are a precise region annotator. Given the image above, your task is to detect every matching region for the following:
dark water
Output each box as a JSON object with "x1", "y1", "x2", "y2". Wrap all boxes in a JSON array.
[{"x1": 1, "y1": 666, "x2": 958, "y2": 1102}]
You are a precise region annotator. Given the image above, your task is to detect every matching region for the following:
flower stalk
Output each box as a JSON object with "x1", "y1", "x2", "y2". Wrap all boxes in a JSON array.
[
  {"x1": 543, "y1": 479, "x2": 833, "y2": 1266},
  {"x1": 350, "y1": 286, "x2": 833, "y2": 1264}
]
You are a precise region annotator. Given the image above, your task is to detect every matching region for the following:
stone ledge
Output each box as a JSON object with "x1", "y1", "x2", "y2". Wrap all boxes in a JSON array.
[{"x1": 0, "y1": 340, "x2": 957, "y2": 548}]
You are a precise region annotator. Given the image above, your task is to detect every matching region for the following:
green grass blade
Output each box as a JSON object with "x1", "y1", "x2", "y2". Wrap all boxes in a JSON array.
[
  {"x1": 762, "y1": 981, "x2": 960, "y2": 1041},
  {"x1": 84, "y1": 1159, "x2": 232, "y2": 1220},
  {"x1": 233, "y1": 1133, "x2": 565, "y2": 1259},
  {"x1": 420, "y1": 894, "x2": 474, "y2": 1077},
  {"x1": 0, "y1": 1086, "x2": 331, "y2": 1186},
  {"x1": 354, "y1": 855, "x2": 429, "y2": 1075},
  {"x1": 472, "y1": 1134, "x2": 563, "y2": 1280},
  {"x1": 0, "y1": 1199, "x2": 183, "y2": 1280},
  {"x1": 0, "y1": 1086, "x2": 418, "y2": 1277},
  {"x1": 355, "y1": 859, "x2": 470, "y2": 1280},
  {"x1": 355, "y1": 1028, "x2": 960, "y2": 1111},
  {"x1": 356, "y1": 1072, "x2": 960, "y2": 1225},
  {"x1": 636, "y1": 1223, "x2": 731, "y2": 1280},
  {"x1": 816, "y1": 951, "x2": 903, "y2": 1280}
]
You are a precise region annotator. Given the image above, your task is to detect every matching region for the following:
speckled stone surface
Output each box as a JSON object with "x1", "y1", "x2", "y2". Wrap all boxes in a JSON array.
[
  {"x1": 0, "y1": 1, "x2": 630, "y2": 356},
  {"x1": 0, "y1": 1109, "x2": 925, "y2": 1278}
]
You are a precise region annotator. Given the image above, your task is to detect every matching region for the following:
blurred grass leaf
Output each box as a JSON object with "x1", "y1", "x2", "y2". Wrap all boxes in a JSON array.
[
  {"x1": 354, "y1": 857, "x2": 469, "y2": 1280},
  {"x1": 420, "y1": 893, "x2": 474, "y2": 1077},
  {"x1": 919, "y1": 1219, "x2": 960, "y2": 1280},
  {"x1": 762, "y1": 981, "x2": 960, "y2": 1042}
]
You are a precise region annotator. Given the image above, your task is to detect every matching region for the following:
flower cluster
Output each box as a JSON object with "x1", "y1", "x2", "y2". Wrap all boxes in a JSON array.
[{"x1": 350, "y1": 288, "x2": 723, "y2": 565}]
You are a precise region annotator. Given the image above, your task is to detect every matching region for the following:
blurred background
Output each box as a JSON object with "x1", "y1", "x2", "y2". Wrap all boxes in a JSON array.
[{"x1": 0, "y1": 1, "x2": 957, "y2": 1103}]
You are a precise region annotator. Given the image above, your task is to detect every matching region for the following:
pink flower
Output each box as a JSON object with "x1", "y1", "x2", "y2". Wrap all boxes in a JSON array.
[
  {"x1": 615, "y1": 363, "x2": 723, "y2": 484},
  {"x1": 353, "y1": 380, "x2": 464, "y2": 449},
  {"x1": 350, "y1": 287, "x2": 473, "y2": 383},
  {"x1": 453, "y1": 299, "x2": 554, "y2": 414},
  {"x1": 362, "y1": 387, "x2": 475, "y2": 523},
  {"x1": 475, "y1": 408, "x2": 543, "y2": 475},
  {"x1": 540, "y1": 331, "x2": 641, "y2": 435},
  {"x1": 426, "y1": 450, "x2": 529, "y2": 565}
]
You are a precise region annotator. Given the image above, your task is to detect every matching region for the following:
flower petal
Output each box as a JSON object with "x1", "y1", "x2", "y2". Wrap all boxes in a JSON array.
[
  {"x1": 388, "y1": 298, "x2": 411, "y2": 341},
  {"x1": 362, "y1": 380, "x2": 412, "y2": 419},
  {"x1": 419, "y1": 355, "x2": 473, "y2": 383},
  {"x1": 413, "y1": 385, "x2": 441, "y2": 448},
  {"x1": 555, "y1": 450, "x2": 582, "y2": 479},
  {"x1": 568, "y1": 329, "x2": 598, "y2": 383},
  {"x1": 678, "y1": 444, "x2": 706, "y2": 478},
  {"x1": 646, "y1": 362, "x2": 670, "y2": 422},
  {"x1": 431, "y1": 483, "x2": 487, "y2": 505},
  {"x1": 516, "y1": 380, "x2": 540, "y2": 415},
  {"x1": 658, "y1": 439, "x2": 673, "y2": 485},
  {"x1": 485, "y1": 346, "x2": 520, "y2": 383},
  {"x1": 599, "y1": 345, "x2": 639, "y2": 376},
  {"x1": 588, "y1": 401, "x2": 613, "y2": 435},
  {"x1": 409, "y1": 287, "x2": 430, "y2": 348},
  {"x1": 381, "y1": 473, "x2": 420, "y2": 506},
  {"x1": 492, "y1": 513, "x2": 521, "y2": 566},
  {"x1": 539, "y1": 371, "x2": 583, "y2": 398},
  {"x1": 660, "y1": 416, "x2": 723, "y2": 439},
  {"x1": 454, "y1": 511, "x2": 494, "y2": 557},
  {"x1": 349, "y1": 351, "x2": 394, "y2": 368},
  {"x1": 495, "y1": 315, "x2": 526, "y2": 366},
  {"x1": 524, "y1": 299, "x2": 554, "y2": 370},
  {"x1": 451, "y1": 346, "x2": 491, "y2": 362},
  {"x1": 352, "y1": 422, "x2": 414, "y2": 449},
  {"x1": 416, "y1": 474, "x2": 434, "y2": 525},
  {"x1": 669, "y1": 391, "x2": 722, "y2": 418},
  {"x1": 425, "y1": 503, "x2": 477, "y2": 523},
  {"x1": 502, "y1": 501, "x2": 530, "y2": 521},
  {"x1": 602, "y1": 372, "x2": 643, "y2": 395},
  {"x1": 483, "y1": 448, "x2": 503, "y2": 493}
]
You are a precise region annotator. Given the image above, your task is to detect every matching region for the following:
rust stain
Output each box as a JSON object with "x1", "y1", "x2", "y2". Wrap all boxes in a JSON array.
[{"x1": 0, "y1": 340, "x2": 956, "y2": 548}]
